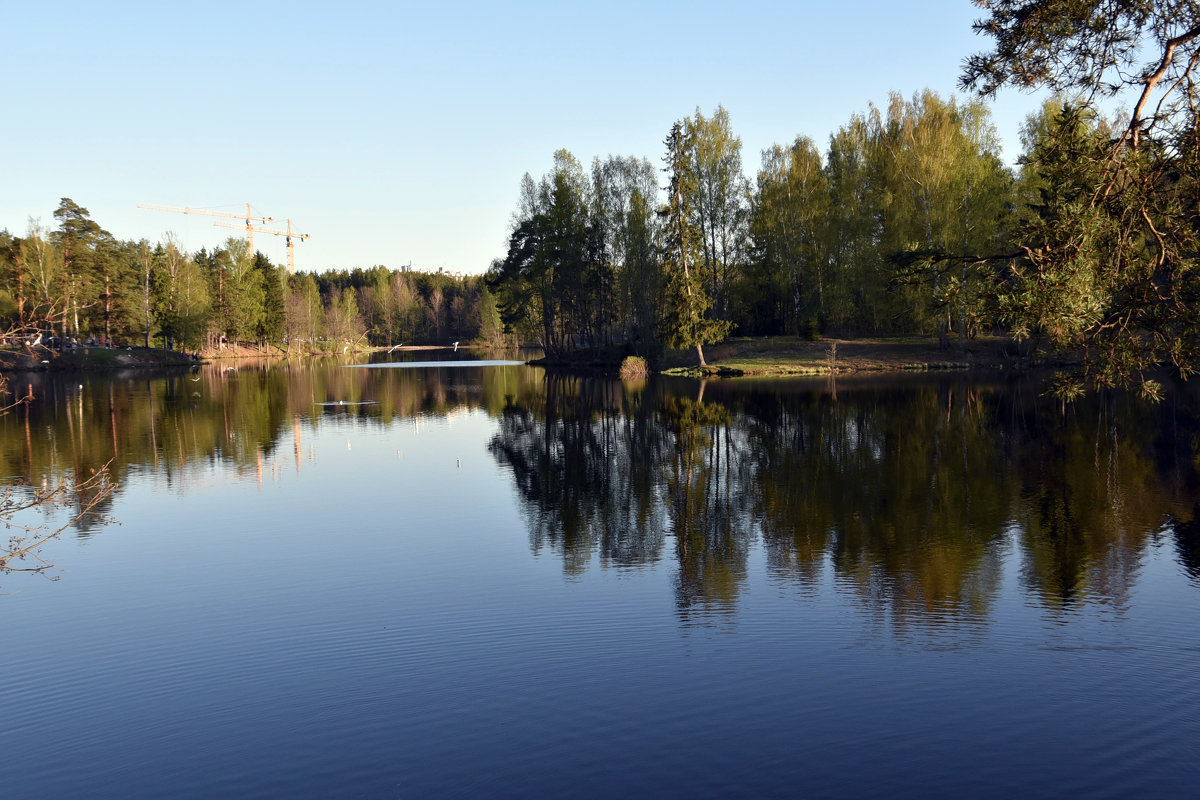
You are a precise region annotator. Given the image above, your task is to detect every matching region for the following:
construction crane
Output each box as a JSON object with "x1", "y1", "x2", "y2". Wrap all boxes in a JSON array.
[
  {"x1": 215, "y1": 219, "x2": 310, "y2": 273},
  {"x1": 138, "y1": 202, "x2": 273, "y2": 253}
]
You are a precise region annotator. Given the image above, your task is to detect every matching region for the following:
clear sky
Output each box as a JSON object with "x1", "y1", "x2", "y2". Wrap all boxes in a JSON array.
[{"x1": 2, "y1": 0, "x2": 1047, "y2": 276}]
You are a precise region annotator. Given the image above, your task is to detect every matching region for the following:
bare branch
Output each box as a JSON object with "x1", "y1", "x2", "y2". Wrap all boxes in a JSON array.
[{"x1": 1128, "y1": 24, "x2": 1200, "y2": 148}]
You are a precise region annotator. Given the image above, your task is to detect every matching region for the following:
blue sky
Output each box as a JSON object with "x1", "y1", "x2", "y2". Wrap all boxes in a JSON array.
[{"x1": 3, "y1": 1, "x2": 1048, "y2": 275}]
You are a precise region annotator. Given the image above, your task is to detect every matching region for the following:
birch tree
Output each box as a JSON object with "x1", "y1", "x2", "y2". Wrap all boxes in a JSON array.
[
  {"x1": 686, "y1": 106, "x2": 748, "y2": 320},
  {"x1": 748, "y1": 136, "x2": 828, "y2": 336}
]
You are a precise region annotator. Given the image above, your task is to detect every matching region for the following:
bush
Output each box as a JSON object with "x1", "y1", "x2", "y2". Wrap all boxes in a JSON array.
[{"x1": 619, "y1": 355, "x2": 650, "y2": 380}]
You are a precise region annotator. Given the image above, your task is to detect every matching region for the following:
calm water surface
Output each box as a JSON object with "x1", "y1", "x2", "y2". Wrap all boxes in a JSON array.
[{"x1": 2, "y1": 354, "x2": 1198, "y2": 798}]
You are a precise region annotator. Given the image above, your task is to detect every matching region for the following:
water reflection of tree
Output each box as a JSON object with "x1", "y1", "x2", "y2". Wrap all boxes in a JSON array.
[
  {"x1": 658, "y1": 390, "x2": 747, "y2": 620},
  {"x1": 488, "y1": 372, "x2": 1200, "y2": 626},
  {"x1": 0, "y1": 362, "x2": 543, "y2": 529},
  {"x1": 488, "y1": 374, "x2": 668, "y2": 575},
  {"x1": 1171, "y1": 509, "x2": 1200, "y2": 584},
  {"x1": 1012, "y1": 389, "x2": 1200, "y2": 605},
  {"x1": 1, "y1": 373, "x2": 114, "y2": 584},
  {"x1": 742, "y1": 381, "x2": 1012, "y2": 628},
  {"x1": 8, "y1": 362, "x2": 1200, "y2": 613}
]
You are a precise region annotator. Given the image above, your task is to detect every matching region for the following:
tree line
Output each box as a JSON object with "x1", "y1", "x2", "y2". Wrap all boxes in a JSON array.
[
  {"x1": 488, "y1": 91, "x2": 1159, "y2": 358},
  {"x1": 0, "y1": 201, "x2": 505, "y2": 352},
  {"x1": 488, "y1": 94, "x2": 1027, "y2": 361},
  {"x1": 491, "y1": 2, "x2": 1200, "y2": 396}
]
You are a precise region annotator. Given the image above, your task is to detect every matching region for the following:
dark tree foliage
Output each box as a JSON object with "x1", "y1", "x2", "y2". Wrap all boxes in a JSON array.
[
  {"x1": 53, "y1": 198, "x2": 113, "y2": 338},
  {"x1": 962, "y1": 0, "x2": 1200, "y2": 398},
  {"x1": 489, "y1": 151, "x2": 623, "y2": 358},
  {"x1": 660, "y1": 122, "x2": 731, "y2": 366},
  {"x1": 255, "y1": 253, "x2": 286, "y2": 346}
]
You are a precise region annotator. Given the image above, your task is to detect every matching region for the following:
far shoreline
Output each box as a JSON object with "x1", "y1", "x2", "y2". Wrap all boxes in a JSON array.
[
  {"x1": 1, "y1": 335, "x2": 1069, "y2": 378},
  {"x1": 531, "y1": 334, "x2": 1070, "y2": 378}
]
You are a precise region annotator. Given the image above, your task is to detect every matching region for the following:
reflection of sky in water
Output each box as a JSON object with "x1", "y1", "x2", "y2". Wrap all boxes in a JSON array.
[
  {"x1": 344, "y1": 359, "x2": 526, "y2": 369},
  {"x1": 3, "y1": 367, "x2": 1199, "y2": 798},
  {"x1": 117, "y1": 407, "x2": 524, "y2": 565}
]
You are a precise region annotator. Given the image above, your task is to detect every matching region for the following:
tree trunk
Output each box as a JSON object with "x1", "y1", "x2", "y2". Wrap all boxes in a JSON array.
[
  {"x1": 960, "y1": 185, "x2": 970, "y2": 352},
  {"x1": 16, "y1": 259, "x2": 24, "y2": 327},
  {"x1": 104, "y1": 273, "x2": 112, "y2": 343}
]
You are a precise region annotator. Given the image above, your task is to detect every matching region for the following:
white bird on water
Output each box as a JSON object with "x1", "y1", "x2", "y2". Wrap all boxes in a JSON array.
[
  {"x1": 387, "y1": 343, "x2": 404, "y2": 354},
  {"x1": 452, "y1": 341, "x2": 459, "y2": 352}
]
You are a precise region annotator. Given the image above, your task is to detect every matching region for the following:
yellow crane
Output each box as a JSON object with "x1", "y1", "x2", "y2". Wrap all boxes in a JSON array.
[
  {"x1": 215, "y1": 219, "x2": 310, "y2": 273},
  {"x1": 138, "y1": 202, "x2": 273, "y2": 253}
]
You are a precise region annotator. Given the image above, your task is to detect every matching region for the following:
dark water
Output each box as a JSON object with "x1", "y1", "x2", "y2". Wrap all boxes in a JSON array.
[{"x1": 2, "y1": 356, "x2": 1198, "y2": 798}]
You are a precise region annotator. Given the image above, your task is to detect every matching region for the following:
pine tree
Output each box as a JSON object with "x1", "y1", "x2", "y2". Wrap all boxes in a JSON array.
[{"x1": 660, "y1": 122, "x2": 731, "y2": 367}]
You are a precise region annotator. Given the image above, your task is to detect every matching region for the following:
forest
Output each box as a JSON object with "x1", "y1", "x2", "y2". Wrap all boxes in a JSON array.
[
  {"x1": 0, "y1": 91, "x2": 1020, "y2": 361},
  {"x1": 3, "y1": 2, "x2": 1198, "y2": 397},
  {"x1": 489, "y1": 93, "x2": 1016, "y2": 361},
  {"x1": 489, "y1": 3, "x2": 1200, "y2": 395},
  {"x1": 0, "y1": 201, "x2": 505, "y2": 353}
]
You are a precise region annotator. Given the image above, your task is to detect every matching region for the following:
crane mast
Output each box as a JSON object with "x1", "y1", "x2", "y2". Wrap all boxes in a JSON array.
[
  {"x1": 215, "y1": 219, "x2": 310, "y2": 273},
  {"x1": 138, "y1": 202, "x2": 273, "y2": 252}
]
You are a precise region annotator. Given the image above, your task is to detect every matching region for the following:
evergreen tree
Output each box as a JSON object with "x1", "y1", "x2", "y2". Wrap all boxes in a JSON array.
[
  {"x1": 963, "y1": 0, "x2": 1200, "y2": 395},
  {"x1": 660, "y1": 121, "x2": 731, "y2": 367},
  {"x1": 254, "y1": 253, "x2": 286, "y2": 347},
  {"x1": 52, "y1": 198, "x2": 110, "y2": 338}
]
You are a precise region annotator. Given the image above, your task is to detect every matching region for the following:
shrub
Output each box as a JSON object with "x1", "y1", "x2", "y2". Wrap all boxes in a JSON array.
[{"x1": 619, "y1": 355, "x2": 650, "y2": 380}]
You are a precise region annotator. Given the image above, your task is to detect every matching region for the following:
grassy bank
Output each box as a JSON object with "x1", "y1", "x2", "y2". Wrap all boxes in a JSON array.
[
  {"x1": 659, "y1": 335, "x2": 1043, "y2": 377},
  {"x1": 0, "y1": 345, "x2": 196, "y2": 373}
]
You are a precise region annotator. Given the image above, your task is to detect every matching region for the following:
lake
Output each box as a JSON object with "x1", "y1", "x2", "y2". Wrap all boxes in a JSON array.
[{"x1": 2, "y1": 354, "x2": 1198, "y2": 798}]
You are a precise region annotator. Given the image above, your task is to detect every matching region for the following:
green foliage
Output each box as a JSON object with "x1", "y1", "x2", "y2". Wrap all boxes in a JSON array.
[
  {"x1": 876, "y1": 91, "x2": 1013, "y2": 340},
  {"x1": 964, "y1": 0, "x2": 1200, "y2": 395},
  {"x1": 223, "y1": 238, "x2": 263, "y2": 342},
  {"x1": 477, "y1": 286, "x2": 505, "y2": 348},
  {"x1": 685, "y1": 106, "x2": 748, "y2": 320},
  {"x1": 13, "y1": 13, "x2": 1200, "y2": 392},
  {"x1": 1, "y1": 201, "x2": 501, "y2": 354},
  {"x1": 592, "y1": 155, "x2": 663, "y2": 355},
  {"x1": 151, "y1": 235, "x2": 210, "y2": 350},
  {"x1": 747, "y1": 136, "x2": 827, "y2": 335},
  {"x1": 1001, "y1": 101, "x2": 1200, "y2": 393},
  {"x1": 490, "y1": 97, "x2": 1018, "y2": 359},
  {"x1": 490, "y1": 150, "x2": 624, "y2": 356},
  {"x1": 737, "y1": 91, "x2": 1017, "y2": 342},
  {"x1": 823, "y1": 114, "x2": 887, "y2": 331},
  {"x1": 255, "y1": 254, "x2": 286, "y2": 346},
  {"x1": 51, "y1": 199, "x2": 113, "y2": 337},
  {"x1": 660, "y1": 121, "x2": 732, "y2": 366}
]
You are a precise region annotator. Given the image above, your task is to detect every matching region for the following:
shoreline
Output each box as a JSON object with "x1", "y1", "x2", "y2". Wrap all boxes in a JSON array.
[
  {"x1": 662, "y1": 335, "x2": 1045, "y2": 377},
  {"x1": 533, "y1": 334, "x2": 1067, "y2": 377},
  {"x1": 1, "y1": 335, "x2": 1064, "y2": 378},
  {"x1": 0, "y1": 345, "x2": 196, "y2": 373},
  {"x1": 0, "y1": 342, "x2": 473, "y2": 373}
]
